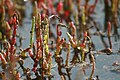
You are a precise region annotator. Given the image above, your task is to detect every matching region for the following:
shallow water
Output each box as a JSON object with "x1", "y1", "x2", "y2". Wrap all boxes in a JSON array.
[{"x1": 19, "y1": 1, "x2": 120, "y2": 80}]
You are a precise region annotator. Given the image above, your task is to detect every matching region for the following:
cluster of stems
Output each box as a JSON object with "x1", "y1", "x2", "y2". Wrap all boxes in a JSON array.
[{"x1": 0, "y1": 13, "x2": 20, "y2": 80}]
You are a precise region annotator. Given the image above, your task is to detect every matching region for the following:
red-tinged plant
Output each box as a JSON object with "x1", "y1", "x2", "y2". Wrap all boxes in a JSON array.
[
  {"x1": 56, "y1": 25, "x2": 62, "y2": 43},
  {"x1": 69, "y1": 22, "x2": 76, "y2": 41},
  {"x1": 32, "y1": 49, "x2": 42, "y2": 72},
  {"x1": 81, "y1": 31, "x2": 88, "y2": 48},
  {"x1": 28, "y1": 48, "x2": 34, "y2": 60},
  {"x1": 107, "y1": 21, "x2": 111, "y2": 37},
  {"x1": 97, "y1": 21, "x2": 113, "y2": 54},
  {"x1": 48, "y1": 0, "x2": 56, "y2": 14},
  {"x1": 0, "y1": 12, "x2": 22, "y2": 80},
  {"x1": 107, "y1": 21, "x2": 112, "y2": 50},
  {"x1": 34, "y1": 0, "x2": 45, "y2": 8},
  {"x1": 56, "y1": 1, "x2": 63, "y2": 15},
  {"x1": 4, "y1": 0, "x2": 14, "y2": 17},
  {"x1": 89, "y1": 52, "x2": 95, "y2": 80},
  {"x1": 4, "y1": 22, "x2": 12, "y2": 39},
  {"x1": 0, "y1": 4, "x2": 11, "y2": 40},
  {"x1": 9, "y1": 13, "x2": 19, "y2": 54},
  {"x1": 88, "y1": 0, "x2": 98, "y2": 14},
  {"x1": 56, "y1": 23, "x2": 67, "y2": 43},
  {"x1": 15, "y1": 71, "x2": 20, "y2": 80},
  {"x1": 4, "y1": 0, "x2": 25, "y2": 21},
  {"x1": 55, "y1": 38, "x2": 65, "y2": 57},
  {"x1": 0, "y1": 53, "x2": 7, "y2": 66},
  {"x1": 64, "y1": 10, "x2": 70, "y2": 18},
  {"x1": 81, "y1": 32, "x2": 93, "y2": 61},
  {"x1": 63, "y1": 0, "x2": 73, "y2": 19},
  {"x1": 67, "y1": 32, "x2": 77, "y2": 48}
]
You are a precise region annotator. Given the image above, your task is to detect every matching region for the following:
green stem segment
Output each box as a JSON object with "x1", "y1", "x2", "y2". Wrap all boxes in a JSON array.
[{"x1": 30, "y1": 16, "x2": 35, "y2": 48}]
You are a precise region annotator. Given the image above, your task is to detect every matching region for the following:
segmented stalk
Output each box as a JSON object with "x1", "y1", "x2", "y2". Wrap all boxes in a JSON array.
[{"x1": 30, "y1": 16, "x2": 35, "y2": 48}]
